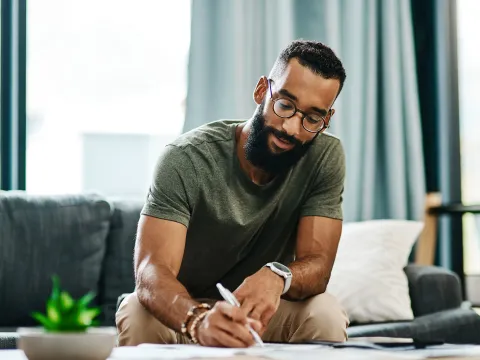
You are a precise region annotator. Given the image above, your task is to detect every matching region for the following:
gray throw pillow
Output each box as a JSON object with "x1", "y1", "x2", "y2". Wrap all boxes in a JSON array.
[{"x1": 0, "y1": 191, "x2": 111, "y2": 326}]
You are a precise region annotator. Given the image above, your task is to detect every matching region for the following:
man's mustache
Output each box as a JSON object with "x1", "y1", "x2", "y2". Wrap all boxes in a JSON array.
[{"x1": 266, "y1": 127, "x2": 303, "y2": 147}]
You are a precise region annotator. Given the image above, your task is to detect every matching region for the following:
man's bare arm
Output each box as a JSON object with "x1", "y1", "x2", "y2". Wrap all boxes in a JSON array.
[
  {"x1": 134, "y1": 214, "x2": 261, "y2": 347},
  {"x1": 285, "y1": 216, "x2": 342, "y2": 300},
  {"x1": 134, "y1": 215, "x2": 198, "y2": 331}
]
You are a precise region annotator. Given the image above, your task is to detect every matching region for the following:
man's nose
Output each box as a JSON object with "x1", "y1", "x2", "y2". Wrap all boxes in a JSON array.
[{"x1": 281, "y1": 112, "x2": 303, "y2": 137}]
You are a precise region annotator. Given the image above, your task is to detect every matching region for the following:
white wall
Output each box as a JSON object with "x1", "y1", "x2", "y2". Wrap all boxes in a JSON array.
[{"x1": 82, "y1": 133, "x2": 175, "y2": 199}]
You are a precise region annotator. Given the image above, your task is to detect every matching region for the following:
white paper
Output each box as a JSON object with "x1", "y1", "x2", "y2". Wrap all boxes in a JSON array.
[
  {"x1": 407, "y1": 344, "x2": 480, "y2": 358},
  {"x1": 110, "y1": 345, "x2": 243, "y2": 359},
  {"x1": 109, "y1": 343, "x2": 325, "y2": 359},
  {"x1": 108, "y1": 343, "x2": 480, "y2": 360},
  {"x1": 0, "y1": 350, "x2": 28, "y2": 360}
]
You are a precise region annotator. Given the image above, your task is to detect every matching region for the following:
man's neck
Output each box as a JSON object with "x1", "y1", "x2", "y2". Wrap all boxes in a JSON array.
[{"x1": 235, "y1": 121, "x2": 274, "y2": 186}]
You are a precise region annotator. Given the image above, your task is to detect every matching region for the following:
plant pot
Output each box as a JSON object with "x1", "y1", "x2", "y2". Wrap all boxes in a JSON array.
[{"x1": 17, "y1": 327, "x2": 117, "y2": 360}]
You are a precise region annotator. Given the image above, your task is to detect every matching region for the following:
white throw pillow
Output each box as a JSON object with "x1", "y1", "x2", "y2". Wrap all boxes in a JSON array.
[{"x1": 326, "y1": 219, "x2": 424, "y2": 324}]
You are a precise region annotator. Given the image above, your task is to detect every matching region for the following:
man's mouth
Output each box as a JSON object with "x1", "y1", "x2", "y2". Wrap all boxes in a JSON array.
[{"x1": 271, "y1": 133, "x2": 295, "y2": 150}]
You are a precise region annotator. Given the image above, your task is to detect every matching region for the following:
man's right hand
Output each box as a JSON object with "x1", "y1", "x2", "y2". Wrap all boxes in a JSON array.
[{"x1": 196, "y1": 301, "x2": 263, "y2": 347}]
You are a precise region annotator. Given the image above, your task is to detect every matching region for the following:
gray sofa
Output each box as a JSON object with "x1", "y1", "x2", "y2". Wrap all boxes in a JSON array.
[{"x1": 1, "y1": 191, "x2": 479, "y2": 349}]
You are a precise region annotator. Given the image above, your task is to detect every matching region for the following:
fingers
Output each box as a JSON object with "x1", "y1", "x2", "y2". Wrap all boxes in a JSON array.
[
  {"x1": 260, "y1": 307, "x2": 276, "y2": 329},
  {"x1": 215, "y1": 301, "x2": 263, "y2": 344},
  {"x1": 203, "y1": 302, "x2": 256, "y2": 347},
  {"x1": 247, "y1": 318, "x2": 263, "y2": 333},
  {"x1": 215, "y1": 301, "x2": 247, "y2": 324},
  {"x1": 248, "y1": 303, "x2": 265, "y2": 321},
  {"x1": 240, "y1": 300, "x2": 255, "y2": 318},
  {"x1": 233, "y1": 289, "x2": 246, "y2": 304},
  {"x1": 250, "y1": 302, "x2": 276, "y2": 329},
  {"x1": 210, "y1": 328, "x2": 248, "y2": 348},
  {"x1": 215, "y1": 317, "x2": 256, "y2": 347}
]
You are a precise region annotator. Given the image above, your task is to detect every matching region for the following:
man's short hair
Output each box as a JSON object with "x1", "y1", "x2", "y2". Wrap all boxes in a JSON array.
[{"x1": 270, "y1": 39, "x2": 347, "y2": 95}]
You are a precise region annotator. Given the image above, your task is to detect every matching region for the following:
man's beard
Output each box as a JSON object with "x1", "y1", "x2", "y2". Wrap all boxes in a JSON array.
[{"x1": 244, "y1": 103, "x2": 316, "y2": 175}]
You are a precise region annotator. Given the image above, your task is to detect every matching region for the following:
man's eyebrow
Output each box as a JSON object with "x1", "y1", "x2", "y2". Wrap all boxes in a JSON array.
[
  {"x1": 278, "y1": 88, "x2": 298, "y2": 101},
  {"x1": 311, "y1": 107, "x2": 328, "y2": 116},
  {"x1": 278, "y1": 88, "x2": 329, "y2": 116}
]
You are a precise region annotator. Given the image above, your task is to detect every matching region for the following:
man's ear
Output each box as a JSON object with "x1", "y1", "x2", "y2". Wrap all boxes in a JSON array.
[
  {"x1": 253, "y1": 76, "x2": 268, "y2": 105},
  {"x1": 322, "y1": 109, "x2": 335, "y2": 131}
]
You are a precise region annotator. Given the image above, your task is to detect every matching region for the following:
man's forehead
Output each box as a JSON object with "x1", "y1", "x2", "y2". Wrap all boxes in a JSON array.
[
  {"x1": 274, "y1": 59, "x2": 340, "y2": 97},
  {"x1": 275, "y1": 60, "x2": 338, "y2": 91},
  {"x1": 273, "y1": 60, "x2": 340, "y2": 108}
]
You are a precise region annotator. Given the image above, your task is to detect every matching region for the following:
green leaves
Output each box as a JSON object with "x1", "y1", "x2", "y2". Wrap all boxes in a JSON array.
[
  {"x1": 77, "y1": 308, "x2": 101, "y2": 326},
  {"x1": 77, "y1": 292, "x2": 96, "y2": 309},
  {"x1": 60, "y1": 291, "x2": 74, "y2": 311},
  {"x1": 32, "y1": 312, "x2": 55, "y2": 329},
  {"x1": 46, "y1": 299, "x2": 60, "y2": 323},
  {"x1": 31, "y1": 275, "x2": 102, "y2": 332}
]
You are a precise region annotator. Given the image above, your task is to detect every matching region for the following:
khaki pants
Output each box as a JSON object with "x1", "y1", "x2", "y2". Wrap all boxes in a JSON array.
[{"x1": 116, "y1": 292, "x2": 349, "y2": 346}]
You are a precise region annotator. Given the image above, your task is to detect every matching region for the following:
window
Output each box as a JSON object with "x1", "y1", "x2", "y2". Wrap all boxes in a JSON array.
[
  {"x1": 457, "y1": 0, "x2": 480, "y2": 274},
  {"x1": 27, "y1": 0, "x2": 191, "y2": 196}
]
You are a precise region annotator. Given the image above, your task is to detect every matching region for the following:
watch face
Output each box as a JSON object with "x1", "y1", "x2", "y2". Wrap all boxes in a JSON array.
[{"x1": 272, "y1": 262, "x2": 291, "y2": 274}]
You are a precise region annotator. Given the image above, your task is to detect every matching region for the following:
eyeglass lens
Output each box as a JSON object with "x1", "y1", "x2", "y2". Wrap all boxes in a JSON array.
[{"x1": 272, "y1": 98, "x2": 325, "y2": 132}]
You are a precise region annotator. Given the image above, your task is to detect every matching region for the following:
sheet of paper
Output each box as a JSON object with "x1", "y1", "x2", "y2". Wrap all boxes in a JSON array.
[
  {"x1": 0, "y1": 350, "x2": 28, "y2": 360},
  {"x1": 109, "y1": 345, "x2": 238, "y2": 359},
  {"x1": 406, "y1": 344, "x2": 480, "y2": 359},
  {"x1": 243, "y1": 345, "x2": 421, "y2": 360},
  {"x1": 109, "y1": 343, "x2": 329, "y2": 359},
  {"x1": 139, "y1": 343, "x2": 323, "y2": 357},
  {"x1": 115, "y1": 343, "x2": 421, "y2": 360},
  {"x1": 109, "y1": 343, "x2": 480, "y2": 360}
]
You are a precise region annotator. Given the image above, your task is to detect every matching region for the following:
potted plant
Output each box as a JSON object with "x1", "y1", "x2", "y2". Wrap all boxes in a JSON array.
[{"x1": 17, "y1": 275, "x2": 116, "y2": 360}]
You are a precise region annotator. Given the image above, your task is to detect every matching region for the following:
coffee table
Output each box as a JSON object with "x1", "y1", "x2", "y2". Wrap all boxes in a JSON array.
[
  {"x1": 0, "y1": 349, "x2": 415, "y2": 360},
  {"x1": 3, "y1": 343, "x2": 480, "y2": 360}
]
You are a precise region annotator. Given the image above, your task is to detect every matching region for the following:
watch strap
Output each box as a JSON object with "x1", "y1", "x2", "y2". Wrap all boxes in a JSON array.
[{"x1": 265, "y1": 262, "x2": 292, "y2": 295}]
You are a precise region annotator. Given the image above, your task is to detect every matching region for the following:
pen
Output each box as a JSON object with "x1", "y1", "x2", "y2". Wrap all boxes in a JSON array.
[{"x1": 216, "y1": 283, "x2": 265, "y2": 347}]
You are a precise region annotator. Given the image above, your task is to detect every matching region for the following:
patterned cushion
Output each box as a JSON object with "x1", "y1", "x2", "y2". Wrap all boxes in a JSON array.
[
  {"x1": 0, "y1": 330, "x2": 17, "y2": 349},
  {"x1": 0, "y1": 192, "x2": 111, "y2": 327}
]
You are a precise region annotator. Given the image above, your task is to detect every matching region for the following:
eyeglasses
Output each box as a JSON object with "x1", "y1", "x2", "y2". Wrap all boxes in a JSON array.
[{"x1": 268, "y1": 78, "x2": 330, "y2": 133}]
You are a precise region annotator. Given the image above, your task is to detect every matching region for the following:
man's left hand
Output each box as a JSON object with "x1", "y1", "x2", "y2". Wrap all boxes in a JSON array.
[{"x1": 233, "y1": 267, "x2": 284, "y2": 332}]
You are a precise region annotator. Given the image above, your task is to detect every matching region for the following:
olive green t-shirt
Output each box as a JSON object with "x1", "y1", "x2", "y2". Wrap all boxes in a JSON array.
[{"x1": 142, "y1": 119, "x2": 345, "y2": 299}]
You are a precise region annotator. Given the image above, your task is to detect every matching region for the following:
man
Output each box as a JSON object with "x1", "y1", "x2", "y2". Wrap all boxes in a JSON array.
[{"x1": 116, "y1": 39, "x2": 349, "y2": 347}]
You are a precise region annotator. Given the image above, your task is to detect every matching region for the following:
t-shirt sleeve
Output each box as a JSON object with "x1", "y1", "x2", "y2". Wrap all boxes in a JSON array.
[
  {"x1": 300, "y1": 139, "x2": 346, "y2": 220},
  {"x1": 141, "y1": 145, "x2": 198, "y2": 227}
]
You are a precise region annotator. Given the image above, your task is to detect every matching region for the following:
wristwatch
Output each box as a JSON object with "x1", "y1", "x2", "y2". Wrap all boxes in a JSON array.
[{"x1": 264, "y1": 262, "x2": 292, "y2": 295}]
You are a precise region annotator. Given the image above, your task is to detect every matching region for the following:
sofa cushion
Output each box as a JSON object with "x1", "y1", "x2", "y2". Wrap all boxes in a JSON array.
[
  {"x1": 347, "y1": 308, "x2": 480, "y2": 344},
  {"x1": 98, "y1": 198, "x2": 143, "y2": 325},
  {"x1": 0, "y1": 191, "x2": 111, "y2": 326},
  {"x1": 327, "y1": 220, "x2": 423, "y2": 323}
]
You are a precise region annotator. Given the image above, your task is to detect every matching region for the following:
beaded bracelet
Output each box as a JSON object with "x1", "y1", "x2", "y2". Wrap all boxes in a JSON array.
[
  {"x1": 180, "y1": 303, "x2": 211, "y2": 340},
  {"x1": 189, "y1": 310, "x2": 209, "y2": 344}
]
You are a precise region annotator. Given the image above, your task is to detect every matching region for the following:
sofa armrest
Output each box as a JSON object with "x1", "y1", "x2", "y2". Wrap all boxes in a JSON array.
[{"x1": 404, "y1": 264, "x2": 462, "y2": 317}]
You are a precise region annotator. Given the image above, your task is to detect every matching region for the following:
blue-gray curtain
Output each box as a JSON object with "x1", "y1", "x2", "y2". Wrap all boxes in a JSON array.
[
  {"x1": 184, "y1": 0, "x2": 295, "y2": 132},
  {"x1": 184, "y1": 0, "x2": 426, "y2": 222}
]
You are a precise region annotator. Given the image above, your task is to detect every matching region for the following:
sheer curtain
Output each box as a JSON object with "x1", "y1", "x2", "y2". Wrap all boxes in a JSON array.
[
  {"x1": 294, "y1": 0, "x2": 425, "y2": 220},
  {"x1": 184, "y1": 0, "x2": 294, "y2": 132},
  {"x1": 184, "y1": 0, "x2": 426, "y2": 221}
]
